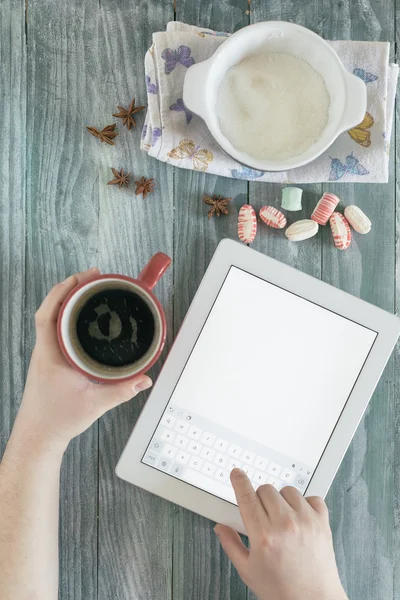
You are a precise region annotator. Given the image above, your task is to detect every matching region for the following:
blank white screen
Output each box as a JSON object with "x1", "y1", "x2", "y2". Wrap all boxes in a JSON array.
[{"x1": 169, "y1": 267, "x2": 376, "y2": 468}]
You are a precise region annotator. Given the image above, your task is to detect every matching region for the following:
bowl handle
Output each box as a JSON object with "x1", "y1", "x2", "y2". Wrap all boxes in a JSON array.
[
  {"x1": 183, "y1": 59, "x2": 212, "y2": 119},
  {"x1": 340, "y1": 71, "x2": 367, "y2": 132}
]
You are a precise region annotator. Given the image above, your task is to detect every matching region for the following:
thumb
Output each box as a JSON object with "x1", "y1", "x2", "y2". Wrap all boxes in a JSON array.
[
  {"x1": 214, "y1": 524, "x2": 249, "y2": 575},
  {"x1": 96, "y1": 375, "x2": 153, "y2": 411}
]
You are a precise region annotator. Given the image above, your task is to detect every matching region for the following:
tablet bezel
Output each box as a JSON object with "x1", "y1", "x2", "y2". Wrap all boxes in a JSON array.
[{"x1": 116, "y1": 238, "x2": 400, "y2": 534}]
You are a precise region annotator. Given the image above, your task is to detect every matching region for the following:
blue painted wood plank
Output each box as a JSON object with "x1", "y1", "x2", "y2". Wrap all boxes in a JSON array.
[
  {"x1": 319, "y1": 2, "x2": 396, "y2": 598},
  {"x1": 249, "y1": 2, "x2": 396, "y2": 600},
  {"x1": 91, "y1": 1, "x2": 175, "y2": 599},
  {"x1": 172, "y1": 2, "x2": 250, "y2": 599},
  {"x1": 25, "y1": 0, "x2": 174, "y2": 598},
  {"x1": 25, "y1": 2, "x2": 102, "y2": 597},
  {"x1": 395, "y1": 2, "x2": 400, "y2": 596},
  {"x1": 0, "y1": 1, "x2": 26, "y2": 452}
]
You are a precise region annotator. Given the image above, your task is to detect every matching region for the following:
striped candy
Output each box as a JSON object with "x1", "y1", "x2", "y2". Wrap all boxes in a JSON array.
[
  {"x1": 330, "y1": 212, "x2": 352, "y2": 250},
  {"x1": 238, "y1": 204, "x2": 257, "y2": 244},
  {"x1": 259, "y1": 206, "x2": 287, "y2": 229},
  {"x1": 311, "y1": 192, "x2": 340, "y2": 225}
]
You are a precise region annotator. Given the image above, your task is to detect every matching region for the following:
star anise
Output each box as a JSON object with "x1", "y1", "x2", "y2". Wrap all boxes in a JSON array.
[
  {"x1": 203, "y1": 194, "x2": 232, "y2": 218},
  {"x1": 107, "y1": 167, "x2": 131, "y2": 188},
  {"x1": 134, "y1": 176, "x2": 155, "y2": 198},
  {"x1": 113, "y1": 98, "x2": 145, "y2": 130},
  {"x1": 86, "y1": 124, "x2": 118, "y2": 146}
]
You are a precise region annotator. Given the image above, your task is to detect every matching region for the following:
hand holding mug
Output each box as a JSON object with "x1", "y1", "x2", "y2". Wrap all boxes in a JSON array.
[
  {"x1": 57, "y1": 253, "x2": 170, "y2": 383},
  {"x1": 15, "y1": 256, "x2": 170, "y2": 452}
]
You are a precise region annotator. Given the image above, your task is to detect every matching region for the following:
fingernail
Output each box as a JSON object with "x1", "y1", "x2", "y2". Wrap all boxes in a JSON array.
[
  {"x1": 214, "y1": 525, "x2": 220, "y2": 536},
  {"x1": 134, "y1": 378, "x2": 152, "y2": 393}
]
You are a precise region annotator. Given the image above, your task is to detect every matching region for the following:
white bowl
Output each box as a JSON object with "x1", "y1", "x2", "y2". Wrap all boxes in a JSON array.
[{"x1": 183, "y1": 21, "x2": 367, "y2": 172}]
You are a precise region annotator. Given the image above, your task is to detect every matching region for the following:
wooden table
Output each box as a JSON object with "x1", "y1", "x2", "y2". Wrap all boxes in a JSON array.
[{"x1": 0, "y1": 1, "x2": 398, "y2": 598}]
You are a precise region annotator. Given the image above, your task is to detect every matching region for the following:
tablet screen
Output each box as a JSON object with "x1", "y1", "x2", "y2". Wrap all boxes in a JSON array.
[{"x1": 142, "y1": 266, "x2": 377, "y2": 504}]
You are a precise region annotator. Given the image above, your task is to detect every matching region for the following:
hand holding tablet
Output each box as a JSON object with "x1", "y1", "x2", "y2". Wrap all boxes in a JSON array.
[{"x1": 117, "y1": 239, "x2": 400, "y2": 534}]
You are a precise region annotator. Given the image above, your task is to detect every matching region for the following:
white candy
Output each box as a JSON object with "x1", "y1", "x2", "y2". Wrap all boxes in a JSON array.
[
  {"x1": 344, "y1": 205, "x2": 371, "y2": 234},
  {"x1": 285, "y1": 219, "x2": 319, "y2": 242}
]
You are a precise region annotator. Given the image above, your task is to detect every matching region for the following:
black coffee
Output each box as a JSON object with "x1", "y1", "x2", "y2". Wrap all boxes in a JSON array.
[{"x1": 76, "y1": 289, "x2": 155, "y2": 367}]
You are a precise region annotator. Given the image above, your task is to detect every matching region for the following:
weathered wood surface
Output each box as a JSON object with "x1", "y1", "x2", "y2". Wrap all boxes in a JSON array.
[
  {"x1": 26, "y1": 2, "x2": 100, "y2": 597},
  {"x1": 94, "y1": 2, "x2": 175, "y2": 599},
  {"x1": 0, "y1": 0, "x2": 398, "y2": 598},
  {"x1": 0, "y1": 0, "x2": 26, "y2": 451},
  {"x1": 250, "y1": 3, "x2": 397, "y2": 600},
  {"x1": 0, "y1": 0, "x2": 26, "y2": 468},
  {"x1": 394, "y1": 3, "x2": 400, "y2": 599},
  {"x1": 172, "y1": 2, "x2": 249, "y2": 599}
]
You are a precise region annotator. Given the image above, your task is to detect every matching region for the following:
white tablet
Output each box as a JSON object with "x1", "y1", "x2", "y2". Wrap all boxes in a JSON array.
[{"x1": 116, "y1": 239, "x2": 400, "y2": 534}]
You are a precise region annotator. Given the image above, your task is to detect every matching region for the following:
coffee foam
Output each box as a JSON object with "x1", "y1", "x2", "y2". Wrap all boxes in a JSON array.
[{"x1": 68, "y1": 280, "x2": 162, "y2": 378}]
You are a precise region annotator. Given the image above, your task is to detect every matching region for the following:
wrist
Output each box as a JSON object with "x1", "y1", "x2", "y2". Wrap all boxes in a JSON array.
[
  {"x1": 322, "y1": 592, "x2": 348, "y2": 600},
  {"x1": 316, "y1": 586, "x2": 349, "y2": 600},
  {"x1": 9, "y1": 413, "x2": 68, "y2": 461},
  {"x1": 260, "y1": 584, "x2": 348, "y2": 600},
  {"x1": 330, "y1": 589, "x2": 348, "y2": 600}
]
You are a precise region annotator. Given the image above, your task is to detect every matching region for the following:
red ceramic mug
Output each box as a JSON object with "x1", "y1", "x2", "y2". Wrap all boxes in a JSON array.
[{"x1": 57, "y1": 253, "x2": 171, "y2": 383}]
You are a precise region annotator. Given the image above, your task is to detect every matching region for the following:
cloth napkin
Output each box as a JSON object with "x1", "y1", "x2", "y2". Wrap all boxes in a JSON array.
[{"x1": 141, "y1": 21, "x2": 398, "y2": 183}]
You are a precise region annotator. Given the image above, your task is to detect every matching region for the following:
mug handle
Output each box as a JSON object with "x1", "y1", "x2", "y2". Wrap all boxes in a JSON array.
[{"x1": 137, "y1": 252, "x2": 171, "y2": 290}]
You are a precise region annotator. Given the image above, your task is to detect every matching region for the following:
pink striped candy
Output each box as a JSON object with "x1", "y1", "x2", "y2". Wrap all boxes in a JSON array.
[
  {"x1": 330, "y1": 212, "x2": 352, "y2": 250},
  {"x1": 238, "y1": 204, "x2": 257, "y2": 244},
  {"x1": 311, "y1": 193, "x2": 340, "y2": 225},
  {"x1": 259, "y1": 206, "x2": 287, "y2": 229}
]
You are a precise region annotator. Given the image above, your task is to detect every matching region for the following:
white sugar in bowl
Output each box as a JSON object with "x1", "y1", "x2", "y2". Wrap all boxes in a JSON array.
[{"x1": 183, "y1": 21, "x2": 366, "y2": 172}]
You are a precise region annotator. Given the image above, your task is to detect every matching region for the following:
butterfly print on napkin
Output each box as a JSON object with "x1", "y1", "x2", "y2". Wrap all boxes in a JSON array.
[
  {"x1": 353, "y1": 67, "x2": 378, "y2": 83},
  {"x1": 161, "y1": 45, "x2": 195, "y2": 75},
  {"x1": 329, "y1": 152, "x2": 369, "y2": 181},
  {"x1": 347, "y1": 112, "x2": 374, "y2": 148},
  {"x1": 167, "y1": 139, "x2": 213, "y2": 171},
  {"x1": 231, "y1": 166, "x2": 265, "y2": 179},
  {"x1": 146, "y1": 75, "x2": 159, "y2": 94},
  {"x1": 141, "y1": 125, "x2": 162, "y2": 147},
  {"x1": 169, "y1": 98, "x2": 193, "y2": 124}
]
